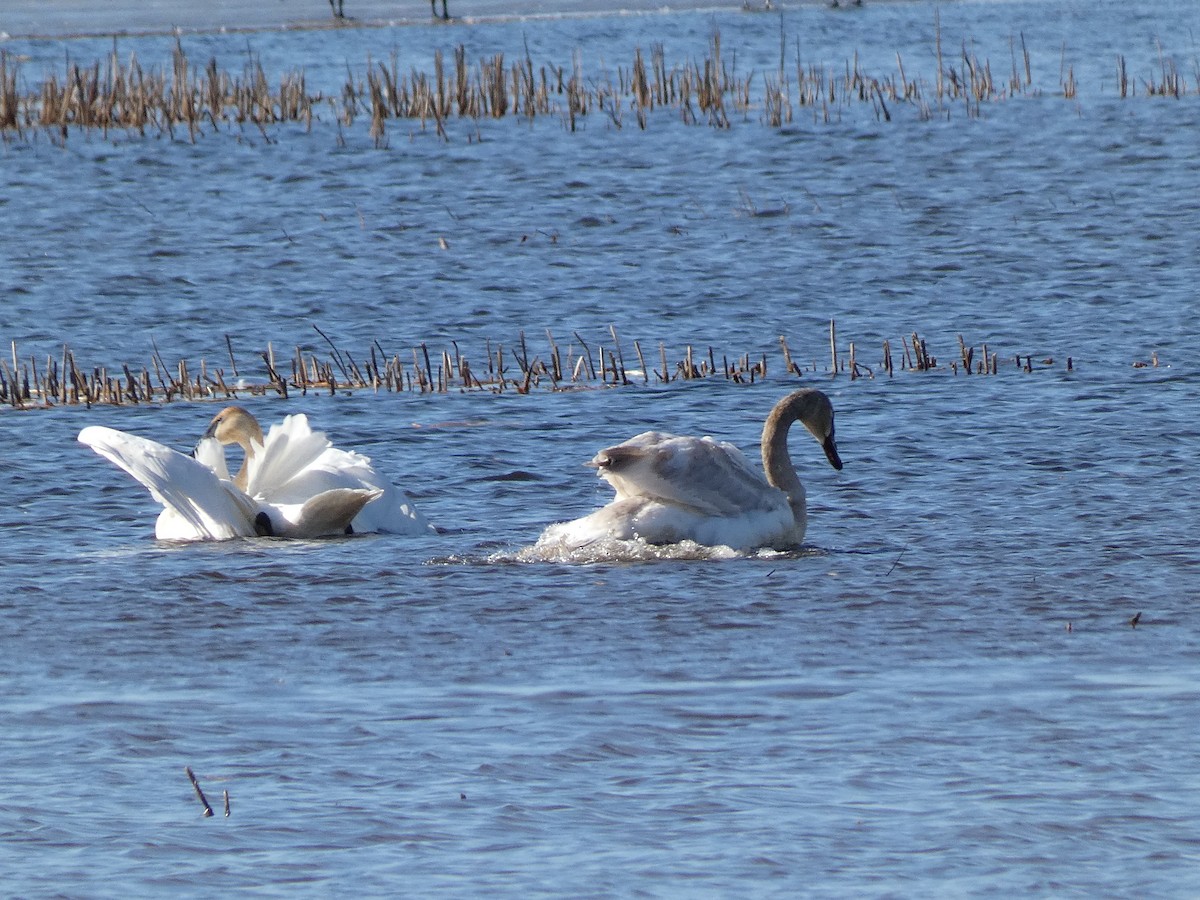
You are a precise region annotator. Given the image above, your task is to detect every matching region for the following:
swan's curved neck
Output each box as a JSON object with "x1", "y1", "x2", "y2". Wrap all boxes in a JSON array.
[
  {"x1": 761, "y1": 402, "x2": 806, "y2": 533},
  {"x1": 215, "y1": 412, "x2": 263, "y2": 492},
  {"x1": 231, "y1": 436, "x2": 258, "y2": 492}
]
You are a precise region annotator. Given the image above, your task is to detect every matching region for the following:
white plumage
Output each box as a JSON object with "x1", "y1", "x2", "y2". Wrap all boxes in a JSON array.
[
  {"x1": 78, "y1": 424, "x2": 378, "y2": 540},
  {"x1": 201, "y1": 407, "x2": 434, "y2": 537},
  {"x1": 79, "y1": 406, "x2": 433, "y2": 541}
]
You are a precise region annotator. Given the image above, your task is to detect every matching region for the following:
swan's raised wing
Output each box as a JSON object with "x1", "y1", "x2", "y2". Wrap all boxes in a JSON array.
[
  {"x1": 591, "y1": 431, "x2": 781, "y2": 517},
  {"x1": 194, "y1": 436, "x2": 232, "y2": 479},
  {"x1": 244, "y1": 414, "x2": 332, "y2": 500},
  {"x1": 79, "y1": 425, "x2": 259, "y2": 540},
  {"x1": 222, "y1": 413, "x2": 430, "y2": 535}
]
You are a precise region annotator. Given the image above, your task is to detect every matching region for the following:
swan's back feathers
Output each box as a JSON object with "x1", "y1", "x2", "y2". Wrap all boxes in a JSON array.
[
  {"x1": 265, "y1": 446, "x2": 374, "y2": 505},
  {"x1": 79, "y1": 425, "x2": 258, "y2": 540},
  {"x1": 543, "y1": 495, "x2": 795, "y2": 551},
  {"x1": 592, "y1": 431, "x2": 785, "y2": 518}
]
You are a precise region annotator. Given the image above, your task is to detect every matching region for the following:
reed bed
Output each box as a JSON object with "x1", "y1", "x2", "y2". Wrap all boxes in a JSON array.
[
  {"x1": 1, "y1": 323, "x2": 1102, "y2": 411},
  {"x1": 2, "y1": 22, "x2": 1197, "y2": 142}
]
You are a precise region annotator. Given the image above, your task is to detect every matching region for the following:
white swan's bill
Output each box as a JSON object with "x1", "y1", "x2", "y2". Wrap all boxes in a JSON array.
[{"x1": 535, "y1": 389, "x2": 842, "y2": 555}]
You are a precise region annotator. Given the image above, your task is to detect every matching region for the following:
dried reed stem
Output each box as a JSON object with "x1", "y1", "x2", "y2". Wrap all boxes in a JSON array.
[{"x1": 185, "y1": 766, "x2": 214, "y2": 818}]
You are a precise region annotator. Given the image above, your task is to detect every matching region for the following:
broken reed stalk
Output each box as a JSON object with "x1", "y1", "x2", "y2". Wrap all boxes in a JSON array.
[
  {"x1": 185, "y1": 766, "x2": 214, "y2": 818},
  {"x1": 779, "y1": 334, "x2": 799, "y2": 377},
  {"x1": 632, "y1": 339, "x2": 649, "y2": 384},
  {"x1": 545, "y1": 330, "x2": 562, "y2": 382},
  {"x1": 223, "y1": 338, "x2": 238, "y2": 381},
  {"x1": 609, "y1": 325, "x2": 629, "y2": 385},
  {"x1": 572, "y1": 331, "x2": 596, "y2": 381}
]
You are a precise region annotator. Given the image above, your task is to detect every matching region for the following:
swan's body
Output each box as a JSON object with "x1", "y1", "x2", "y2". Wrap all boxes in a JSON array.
[
  {"x1": 541, "y1": 389, "x2": 842, "y2": 551},
  {"x1": 79, "y1": 426, "x2": 378, "y2": 541},
  {"x1": 202, "y1": 407, "x2": 434, "y2": 536}
]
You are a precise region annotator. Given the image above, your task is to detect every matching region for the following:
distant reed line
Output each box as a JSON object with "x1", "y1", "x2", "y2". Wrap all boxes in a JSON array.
[
  {"x1": 0, "y1": 323, "x2": 1111, "y2": 410},
  {"x1": 1, "y1": 22, "x2": 1196, "y2": 142}
]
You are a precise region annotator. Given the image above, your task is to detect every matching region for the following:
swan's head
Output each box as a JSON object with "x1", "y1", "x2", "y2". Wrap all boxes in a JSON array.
[
  {"x1": 776, "y1": 389, "x2": 843, "y2": 470},
  {"x1": 203, "y1": 406, "x2": 264, "y2": 449}
]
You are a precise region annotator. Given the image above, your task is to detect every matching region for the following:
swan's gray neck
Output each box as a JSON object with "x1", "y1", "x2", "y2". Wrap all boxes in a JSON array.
[{"x1": 761, "y1": 399, "x2": 807, "y2": 537}]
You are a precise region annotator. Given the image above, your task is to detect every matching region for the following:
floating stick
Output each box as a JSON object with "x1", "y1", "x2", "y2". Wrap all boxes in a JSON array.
[{"x1": 185, "y1": 766, "x2": 214, "y2": 818}]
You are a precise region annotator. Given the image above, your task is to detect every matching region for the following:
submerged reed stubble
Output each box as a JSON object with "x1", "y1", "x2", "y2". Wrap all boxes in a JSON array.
[
  {"x1": 2, "y1": 325, "x2": 1096, "y2": 411},
  {"x1": 1, "y1": 25, "x2": 1194, "y2": 143}
]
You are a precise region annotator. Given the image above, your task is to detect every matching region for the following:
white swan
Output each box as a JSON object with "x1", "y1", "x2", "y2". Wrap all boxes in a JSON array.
[
  {"x1": 78, "y1": 425, "x2": 379, "y2": 541},
  {"x1": 200, "y1": 406, "x2": 434, "y2": 536},
  {"x1": 540, "y1": 388, "x2": 843, "y2": 551}
]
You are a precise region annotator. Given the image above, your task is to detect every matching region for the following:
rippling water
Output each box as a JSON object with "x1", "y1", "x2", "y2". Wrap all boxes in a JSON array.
[{"x1": 3, "y1": 0, "x2": 1200, "y2": 895}]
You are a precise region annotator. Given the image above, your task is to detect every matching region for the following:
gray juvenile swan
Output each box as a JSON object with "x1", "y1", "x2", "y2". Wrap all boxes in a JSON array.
[{"x1": 540, "y1": 388, "x2": 843, "y2": 550}]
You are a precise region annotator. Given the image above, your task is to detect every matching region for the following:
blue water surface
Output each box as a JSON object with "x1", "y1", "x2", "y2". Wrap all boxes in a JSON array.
[{"x1": 2, "y1": 0, "x2": 1200, "y2": 895}]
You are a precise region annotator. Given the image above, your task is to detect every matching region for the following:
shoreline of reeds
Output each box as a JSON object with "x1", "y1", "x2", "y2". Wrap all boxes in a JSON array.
[
  {"x1": 0, "y1": 322, "x2": 1140, "y2": 412},
  {"x1": 2, "y1": 21, "x2": 1197, "y2": 144}
]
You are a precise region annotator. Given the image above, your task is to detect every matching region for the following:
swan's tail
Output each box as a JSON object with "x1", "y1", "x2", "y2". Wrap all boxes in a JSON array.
[{"x1": 267, "y1": 488, "x2": 383, "y2": 538}]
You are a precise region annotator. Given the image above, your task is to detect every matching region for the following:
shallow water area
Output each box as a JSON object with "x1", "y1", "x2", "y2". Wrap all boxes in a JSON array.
[{"x1": 3, "y1": 0, "x2": 1200, "y2": 895}]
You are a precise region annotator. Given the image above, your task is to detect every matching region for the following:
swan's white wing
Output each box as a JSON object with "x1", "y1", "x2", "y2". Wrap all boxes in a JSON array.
[
  {"x1": 79, "y1": 425, "x2": 259, "y2": 540},
  {"x1": 271, "y1": 446, "x2": 433, "y2": 535},
  {"x1": 592, "y1": 431, "x2": 783, "y2": 517},
  {"x1": 194, "y1": 436, "x2": 231, "y2": 480},
  {"x1": 244, "y1": 414, "x2": 332, "y2": 500},
  {"x1": 215, "y1": 412, "x2": 432, "y2": 535}
]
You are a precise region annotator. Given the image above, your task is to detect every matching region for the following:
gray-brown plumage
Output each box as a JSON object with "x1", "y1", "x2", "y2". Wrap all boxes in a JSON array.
[{"x1": 540, "y1": 389, "x2": 842, "y2": 550}]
